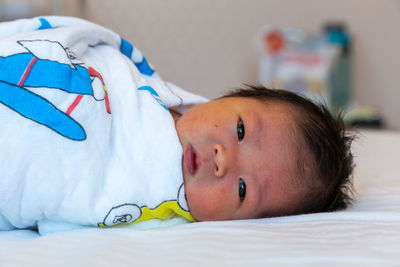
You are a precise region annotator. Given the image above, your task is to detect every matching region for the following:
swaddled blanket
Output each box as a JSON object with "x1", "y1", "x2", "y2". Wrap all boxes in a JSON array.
[{"x1": 0, "y1": 16, "x2": 207, "y2": 234}]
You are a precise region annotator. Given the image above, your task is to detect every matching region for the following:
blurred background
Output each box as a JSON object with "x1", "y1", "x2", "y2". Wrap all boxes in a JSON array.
[{"x1": 1, "y1": 0, "x2": 399, "y2": 129}]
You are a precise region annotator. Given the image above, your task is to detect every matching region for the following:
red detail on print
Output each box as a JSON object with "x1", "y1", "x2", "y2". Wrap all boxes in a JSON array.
[
  {"x1": 88, "y1": 67, "x2": 104, "y2": 83},
  {"x1": 88, "y1": 66, "x2": 111, "y2": 113},
  {"x1": 105, "y1": 92, "x2": 111, "y2": 114},
  {"x1": 66, "y1": 94, "x2": 83, "y2": 115},
  {"x1": 18, "y1": 57, "x2": 38, "y2": 86}
]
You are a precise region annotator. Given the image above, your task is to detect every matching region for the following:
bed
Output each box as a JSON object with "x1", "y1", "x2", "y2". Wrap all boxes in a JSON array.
[{"x1": 1, "y1": 129, "x2": 399, "y2": 266}]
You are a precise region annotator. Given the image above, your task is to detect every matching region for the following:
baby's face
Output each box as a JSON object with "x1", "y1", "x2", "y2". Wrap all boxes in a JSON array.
[{"x1": 175, "y1": 97, "x2": 302, "y2": 221}]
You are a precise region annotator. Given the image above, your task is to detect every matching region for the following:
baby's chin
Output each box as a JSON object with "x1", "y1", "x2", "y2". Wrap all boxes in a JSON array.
[
  {"x1": 190, "y1": 209, "x2": 229, "y2": 222},
  {"x1": 187, "y1": 207, "x2": 208, "y2": 222},
  {"x1": 184, "y1": 192, "x2": 227, "y2": 222},
  {"x1": 183, "y1": 185, "x2": 204, "y2": 221}
]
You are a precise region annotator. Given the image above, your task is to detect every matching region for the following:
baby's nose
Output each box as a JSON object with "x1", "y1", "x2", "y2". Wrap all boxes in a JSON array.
[{"x1": 213, "y1": 144, "x2": 228, "y2": 178}]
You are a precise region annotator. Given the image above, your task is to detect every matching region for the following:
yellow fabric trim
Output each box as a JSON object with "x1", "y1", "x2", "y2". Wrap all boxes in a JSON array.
[
  {"x1": 99, "y1": 201, "x2": 196, "y2": 228},
  {"x1": 136, "y1": 201, "x2": 196, "y2": 223}
]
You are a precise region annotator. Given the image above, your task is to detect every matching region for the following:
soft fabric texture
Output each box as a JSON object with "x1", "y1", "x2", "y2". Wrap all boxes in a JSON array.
[{"x1": 0, "y1": 16, "x2": 207, "y2": 234}]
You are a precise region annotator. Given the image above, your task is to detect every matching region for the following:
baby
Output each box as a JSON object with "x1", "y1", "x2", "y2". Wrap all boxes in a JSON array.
[
  {"x1": 0, "y1": 16, "x2": 354, "y2": 233},
  {"x1": 177, "y1": 85, "x2": 355, "y2": 221}
]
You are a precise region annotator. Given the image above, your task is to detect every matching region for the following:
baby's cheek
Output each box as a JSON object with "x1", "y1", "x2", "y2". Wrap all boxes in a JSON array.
[
  {"x1": 186, "y1": 184, "x2": 233, "y2": 221},
  {"x1": 189, "y1": 200, "x2": 221, "y2": 221}
]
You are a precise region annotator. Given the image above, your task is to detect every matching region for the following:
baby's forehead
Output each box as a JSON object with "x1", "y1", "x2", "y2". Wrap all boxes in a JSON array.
[
  {"x1": 256, "y1": 100, "x2": 309, "y2": 182},
  {"x1": 235, "y1": 97, "x2": 299, "y2": 116}
]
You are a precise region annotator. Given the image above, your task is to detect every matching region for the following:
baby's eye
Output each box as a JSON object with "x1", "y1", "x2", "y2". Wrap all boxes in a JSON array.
[
  {"x1": 237, "y1": 118, "x2": 245, "y2": 141},
  {"x1": 239, "y1": 178, "x2": 246, "y2": 202}
]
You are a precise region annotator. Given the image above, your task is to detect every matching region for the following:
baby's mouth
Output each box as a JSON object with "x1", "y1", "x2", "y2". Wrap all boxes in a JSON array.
[{"x1": 184, "y1": 144, "x2": 199, "y2": 176}]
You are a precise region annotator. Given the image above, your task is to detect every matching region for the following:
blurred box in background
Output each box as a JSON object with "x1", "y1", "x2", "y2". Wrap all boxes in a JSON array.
[{"x1": 258, "y1": 23, "x2": 352, "y2": 113}]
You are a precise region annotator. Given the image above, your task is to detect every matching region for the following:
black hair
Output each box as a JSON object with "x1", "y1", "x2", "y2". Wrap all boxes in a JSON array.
[{"x1": 221, "y1": 84, "x2": 355, "y2": 215}]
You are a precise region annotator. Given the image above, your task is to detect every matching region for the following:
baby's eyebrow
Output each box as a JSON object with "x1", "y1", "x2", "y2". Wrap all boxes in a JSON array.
[
  {"x1": 255, "y1": 175, "x2": 264, "y2": 206},
  {"x1": 252, "y1": 162, "x2": 271, "y2": 212},
  {"x1": 250, "y1": 111, "x2": 263, "y2": 148},
  {"x1": 239, "y1": 176, "x2": 261, "y2": 214}
]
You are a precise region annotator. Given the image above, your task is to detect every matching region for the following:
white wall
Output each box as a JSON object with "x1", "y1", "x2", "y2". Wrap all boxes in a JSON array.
[{"x1": 72, "y1": 0, "x2": 399, "y2": 129}]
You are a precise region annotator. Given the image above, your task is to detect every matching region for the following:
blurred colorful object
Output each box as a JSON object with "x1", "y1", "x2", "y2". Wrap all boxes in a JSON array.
[
  {"x1": 264, "y1": 30, "x2": 285, "y2": 54},
  {"x1": 258, "y1": 24, "x2": 352, "y2": 113},
  {"x1": 343, "y1": 105, "x2": 383, "y2": 128}
]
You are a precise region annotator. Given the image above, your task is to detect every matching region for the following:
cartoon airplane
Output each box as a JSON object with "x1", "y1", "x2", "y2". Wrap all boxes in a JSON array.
[{"x1": 0, "y1": 39, "x2": 110, "y2": 141}]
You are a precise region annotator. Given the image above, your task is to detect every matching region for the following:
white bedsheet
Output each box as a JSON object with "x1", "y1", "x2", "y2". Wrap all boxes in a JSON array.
[{"x1": 1, "y1": 130, "x2": 399, "y2": 266}]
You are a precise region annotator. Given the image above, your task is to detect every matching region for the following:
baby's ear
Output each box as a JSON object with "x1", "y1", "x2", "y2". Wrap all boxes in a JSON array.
[{"x1": 17, "y1": 40, "x2": 75, "y2": 69}]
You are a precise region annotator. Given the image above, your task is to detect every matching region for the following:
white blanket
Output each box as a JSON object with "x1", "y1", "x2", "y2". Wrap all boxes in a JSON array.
[{"x1": 0, "y1": 16, "x2": 207, "y2": 234}]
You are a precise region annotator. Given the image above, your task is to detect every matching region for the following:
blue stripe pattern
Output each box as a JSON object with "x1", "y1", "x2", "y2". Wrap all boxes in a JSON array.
[
  {"x1": 119, "y1": 38, "x2": 155, "y2": 76},
  {"x1": 120, "y1": 38, "x2": 133, "y2": 58},
  {"x1": 134, "y1": 57, "x2": 154, "y2": 76},
  {"x1": 138, "y1": 85, "x2": 167, "y2": 110}
]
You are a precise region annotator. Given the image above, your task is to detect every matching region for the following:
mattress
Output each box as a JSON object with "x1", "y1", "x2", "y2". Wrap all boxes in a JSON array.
[{"x1": 1, "y1": 129, "x2": 399, "y2": 266}]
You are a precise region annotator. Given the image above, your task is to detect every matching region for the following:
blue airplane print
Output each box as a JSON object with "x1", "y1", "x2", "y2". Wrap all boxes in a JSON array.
[{"x1": 0, "y1": 39, "x2": 111, "y2": 141}]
